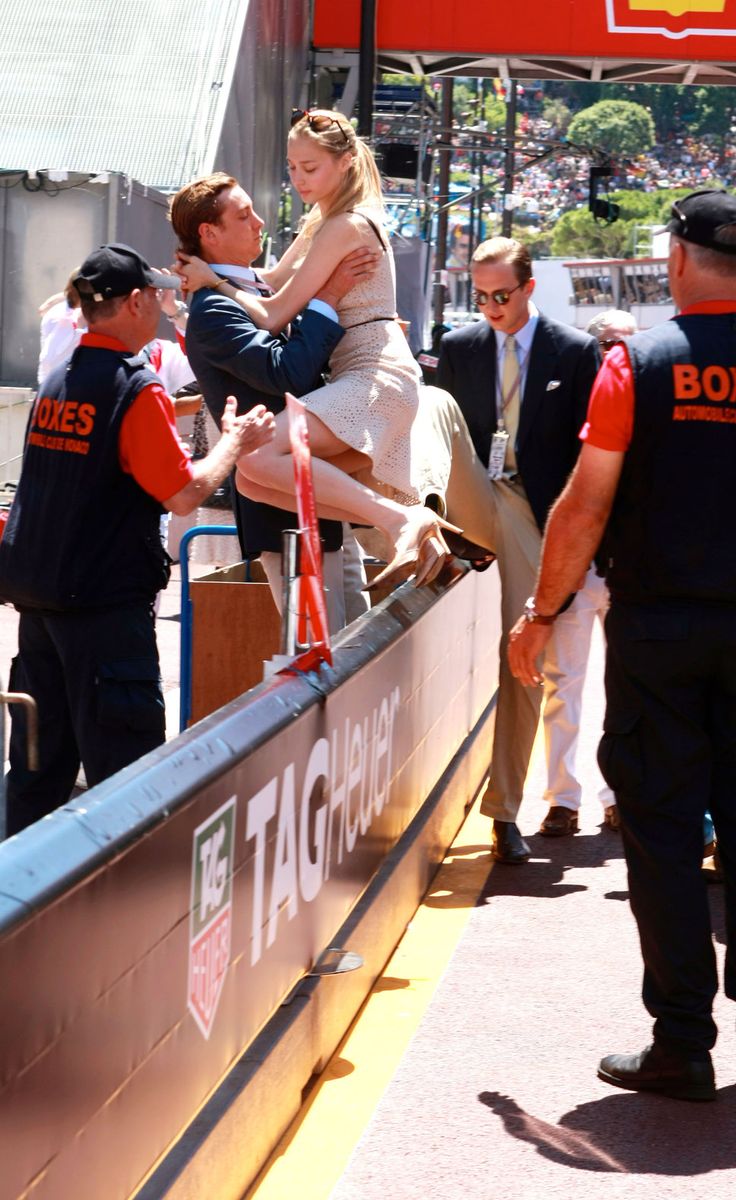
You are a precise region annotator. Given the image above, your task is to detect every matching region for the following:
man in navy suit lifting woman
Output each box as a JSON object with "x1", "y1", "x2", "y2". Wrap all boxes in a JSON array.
[{"x1": 170, "y1": 172, "x2": 376, "y2": 632}]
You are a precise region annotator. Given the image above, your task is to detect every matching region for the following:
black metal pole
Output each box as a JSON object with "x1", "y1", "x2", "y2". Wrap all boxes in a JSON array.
[
  {"x1": 501, "y1": 79, "x2": 518, "y2": 238},
  {"x1": 433, "y1": 78, "x2": 454, "y2": 327},
  {"x1": 358, "y1": 0, "x2": 377, "y2": 138}
]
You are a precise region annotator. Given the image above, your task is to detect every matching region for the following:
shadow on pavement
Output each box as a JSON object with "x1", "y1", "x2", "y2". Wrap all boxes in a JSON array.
[
  {"x1": 479, "y1": 1084, "x2": 736, "y2": 1174},
  {"x1": 475, "y1": 831, "x2": 626, "y2": 905}
]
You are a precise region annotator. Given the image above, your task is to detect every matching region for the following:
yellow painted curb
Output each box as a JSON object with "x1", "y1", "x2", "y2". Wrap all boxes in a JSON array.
[{"x1": 246, "y1": 793, "x2": 494, "y2": 1200}]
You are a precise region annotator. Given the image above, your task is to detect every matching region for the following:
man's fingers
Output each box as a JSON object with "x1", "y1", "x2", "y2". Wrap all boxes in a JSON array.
[
  {"x1": 235, "y1": 405, "x2": 275, "y2": 451},
  {"x1": 507, "y1": 619, "x2": 547, "y2": 688},
  {"x1": 240, "y1": 418, "x2": 275, "y2": 454},
  {"x1": 343, "y1": 247, "x2": 380, "y2": 273}
]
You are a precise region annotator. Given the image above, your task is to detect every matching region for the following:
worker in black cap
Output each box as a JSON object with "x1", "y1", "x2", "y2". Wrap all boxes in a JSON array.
[
  {"x1": 508, "y1": 189, "x2": 736, "y2": 1102},
  {"x1": 0, "y1": 243, "x2": 274, "y2": 835}
]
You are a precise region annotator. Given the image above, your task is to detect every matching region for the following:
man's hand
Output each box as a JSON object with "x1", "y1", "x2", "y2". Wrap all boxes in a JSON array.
[
  {"x1": 164, "y1": 398, "x2": 275, "y2": 516},
  {"x1": 221, "y1": 396, "x2": 275, "y2": 456},
  {"x1": 173, "y1": 252, "x2": 222, "y2": 296},
  {"x1": 507, "y1": 615, "x2": 554, "y2": 689},
  {"x1": 156, "y1": 268, "x2": 182, "y2": 316},
  {"x1": 317, "y1": 246, "x2": 380, "y2": 308}
]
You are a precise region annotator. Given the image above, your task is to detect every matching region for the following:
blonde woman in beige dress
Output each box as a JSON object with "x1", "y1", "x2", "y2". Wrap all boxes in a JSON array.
[{"x1": 177, "y1": 110, "x2": 494, "y2": 584}]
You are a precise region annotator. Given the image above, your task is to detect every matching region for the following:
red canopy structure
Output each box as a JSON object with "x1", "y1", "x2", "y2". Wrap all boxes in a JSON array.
[{"x1": 313, "y1": 0, "x2": 736, "y2": 85}]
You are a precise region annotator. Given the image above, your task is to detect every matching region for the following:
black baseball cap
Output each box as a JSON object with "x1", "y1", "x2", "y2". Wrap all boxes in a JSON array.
[
  {"x1": 73, "y1": 243, "x2": 178, "y2": 301},
  {"x1": 666, "y1": 189, "x2": 736, "y2": 256}
]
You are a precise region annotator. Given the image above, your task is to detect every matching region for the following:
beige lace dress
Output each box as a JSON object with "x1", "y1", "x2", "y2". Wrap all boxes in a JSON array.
[{"x1": 299, "y1": 209, "x2": 444, "y2": 505}]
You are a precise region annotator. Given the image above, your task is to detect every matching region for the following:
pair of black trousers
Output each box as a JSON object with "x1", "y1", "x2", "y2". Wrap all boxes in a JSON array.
[
  {"x1": 599, "y1": 599, "x2": 736, "y2": 1056},
  {"x1": 5, "y1": 605, "x2": 165, "y2": 836}
]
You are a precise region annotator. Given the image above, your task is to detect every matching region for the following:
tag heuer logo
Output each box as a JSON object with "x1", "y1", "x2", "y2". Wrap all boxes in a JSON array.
[
  {"x1": 606, "y1": 0, "x2": 736, "y2": 37},
  {"x1": 188, "y1": 796, "x2": 236, "y2": 1040}
]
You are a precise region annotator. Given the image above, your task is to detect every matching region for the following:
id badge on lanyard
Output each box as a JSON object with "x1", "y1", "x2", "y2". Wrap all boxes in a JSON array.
[
  {"x1": 489, "y1": 344, "x2": 522, "y2": 480},
  {"x1": 488, "y1": 426, "x2": 509, "y2": 480}
]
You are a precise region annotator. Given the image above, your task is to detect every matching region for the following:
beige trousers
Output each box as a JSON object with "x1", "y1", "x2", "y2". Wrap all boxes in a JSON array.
[
  {"x1": 421, "y1": 386, "x2": 498, "y2": 551},
  {"x1": 479, "y1": 479, "x2": 547, "y2": 823},
  {"x1": 419, "y1": 390, "x2": 582, "y2": 823},
  {"x1": 355, "y1": 386, "x2": 499, "y2": 557}
]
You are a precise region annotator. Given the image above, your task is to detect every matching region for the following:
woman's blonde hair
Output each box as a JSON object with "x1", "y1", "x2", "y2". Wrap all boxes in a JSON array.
[{"x1": 288, "y1": 110, "x2": 383, "y2": 241}]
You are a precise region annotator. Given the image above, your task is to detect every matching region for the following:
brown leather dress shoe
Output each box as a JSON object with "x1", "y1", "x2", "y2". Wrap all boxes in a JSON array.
[
  {"x1": 604, "y1": 803, "x2": 621, "y2": 831},
  {"x1": 491, "y1": 820, "x2": 530, "y2": 864},
  {"x1": 703, "y1": 845, "x2": 723, "y2": 884},
  {"x1": 598, "y1": 1043, "x2": 716, "y2": 1102},
  {"x1": 539, "y1": 806, "x2": 578, "y2": 837}
]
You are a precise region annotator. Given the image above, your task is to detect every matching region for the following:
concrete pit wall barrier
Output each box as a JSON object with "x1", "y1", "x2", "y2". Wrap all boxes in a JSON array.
[{"x1": 0, "y1": 564, "x2": 501, "y2": 1200}]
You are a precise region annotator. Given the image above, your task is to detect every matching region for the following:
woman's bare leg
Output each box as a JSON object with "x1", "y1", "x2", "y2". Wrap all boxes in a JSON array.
[
  {"x1": 236, "y1": 471, "x2": 367, "y2": 526},
  {"x1": 239, "y1": 406, "x2": 456, "y2": 540},
  {"x1": 238, "y1": 403, "x2": 459, "y2": 584}
]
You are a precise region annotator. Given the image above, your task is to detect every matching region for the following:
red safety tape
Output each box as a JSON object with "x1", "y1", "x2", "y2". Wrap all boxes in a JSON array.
[{"x1": 285, "y1": 392, "x2": 332, "y2": 667}]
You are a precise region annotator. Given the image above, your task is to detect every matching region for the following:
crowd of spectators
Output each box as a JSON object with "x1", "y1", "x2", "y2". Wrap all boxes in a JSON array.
[
  {"x1": 620, "y1": 130, "x2": 736, "y2": 194},
  {"x1": 500, "y1": 123, "x2": 736, "y2": 229},
  {"x1": 446, "y1": 106, "x2": 736, "y2": 233}
]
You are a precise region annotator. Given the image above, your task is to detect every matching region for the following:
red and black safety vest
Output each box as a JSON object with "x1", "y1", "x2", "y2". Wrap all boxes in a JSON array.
[
  {"x1": 605, "y1": 312, "x2": 736, "y2": 604},
  {"x1": 0, "y1": 344, "x2": 169, "y2": 611}
]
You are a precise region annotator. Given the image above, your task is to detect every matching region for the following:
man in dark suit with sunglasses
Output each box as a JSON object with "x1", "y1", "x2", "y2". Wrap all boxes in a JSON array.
[{"x1": 437, "y1": 236, "x2": 600, "y2": 863}]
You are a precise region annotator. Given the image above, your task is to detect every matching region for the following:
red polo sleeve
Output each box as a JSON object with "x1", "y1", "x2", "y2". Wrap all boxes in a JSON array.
[
  {"x1": 579, "y1": 343, "x2": 634, "y2": 452},
  {"x1": 119, "y1": 381, "x2": 194, "y2": 501}
]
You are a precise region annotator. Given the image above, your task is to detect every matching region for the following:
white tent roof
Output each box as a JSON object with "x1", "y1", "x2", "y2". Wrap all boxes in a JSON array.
[{"x1": 0, "y1": 0, "x2": 249, "y2": 191}]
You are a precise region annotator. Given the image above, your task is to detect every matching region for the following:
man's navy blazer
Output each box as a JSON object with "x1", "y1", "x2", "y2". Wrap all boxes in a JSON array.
[
  {"x1": 185, "y1": 289, "x2": 345, "y2": 556},
  {"x1": 436, "y1": 313, "x2": 601, "y2": 533}
]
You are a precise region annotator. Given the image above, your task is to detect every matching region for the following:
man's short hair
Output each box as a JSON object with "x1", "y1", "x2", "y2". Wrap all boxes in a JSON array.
[
  {"x1": 170, "y1": 173, "x2": 239, "y2": 256},
  {"x1": 680, "y1": 236, "x2": 736, "y2": 279},
  {"x1": 79, "y1": 294, "x2": 125, "y2": 325},
  {"x1": 471, "y1": 237, "x2": 532, "y2": 285}
]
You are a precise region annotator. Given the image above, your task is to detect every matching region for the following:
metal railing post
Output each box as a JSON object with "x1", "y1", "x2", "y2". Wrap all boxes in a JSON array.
[
  {"x1": 178, "y1": 525, "x2": 238, "y2": 732},
  {"x1": 280, "y1": 530, "x2": 300, "y2": 657}
]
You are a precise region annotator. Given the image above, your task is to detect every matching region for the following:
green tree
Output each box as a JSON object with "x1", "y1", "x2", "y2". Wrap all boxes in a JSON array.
[
  {"x1": 542, "y1": 98, "x2": 571, "y2": 135},
  {"x1": 588, "y1": 84, "x2": 685, "y2": 140},
  {"x1": 567, "y1": 100, "x2": 655, "y2": 159},
  {"x1": 686, "y1": 86, "x2": 736, "y2": 149},
  {"x1": 552, "y1": 207, "x2": 624, "y2": 259},
  {"x1": 522, "y1": 228, "x2": 555, "y2": 259},
  {"x1": 452, "y1": 80, "x2": 477, "y2": 125},
  {"x1": 483, "y1": 95, "x2": 507, "y2": 132},
  {"x1": 550, "y1": 206, "x2": 633, "y2": 258},
  {"x1": 452, "y1": 78, "x2": 508, "y2": 132},
  {"x1": 380, "y1": 72, "x2": 434, "y2": 102}
]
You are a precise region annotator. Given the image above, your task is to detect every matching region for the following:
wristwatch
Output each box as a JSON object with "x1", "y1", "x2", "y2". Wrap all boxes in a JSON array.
[
  {"x1": 523, "y1": 596, "x2": 557, "y2": 625},
  {"x1": 167, "y1": 300, "x2": 188, "y2": 323}
]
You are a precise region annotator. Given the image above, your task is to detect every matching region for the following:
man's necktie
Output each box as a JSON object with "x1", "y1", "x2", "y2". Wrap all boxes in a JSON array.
[
  {"x1": 501, "y1": 334, "x2": 521, "y2": 472},
  {"x1": 251, "y1": 272, "x2": 274, "y2": 297}
]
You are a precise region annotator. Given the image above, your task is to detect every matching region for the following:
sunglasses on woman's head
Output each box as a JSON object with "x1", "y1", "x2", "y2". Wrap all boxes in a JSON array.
[
  {"x1": 290, "y1": 108, "x2": 350, "y2": 145},
  {"x1": 473, "y1": 282, "x2": 524, "y2": 307}
]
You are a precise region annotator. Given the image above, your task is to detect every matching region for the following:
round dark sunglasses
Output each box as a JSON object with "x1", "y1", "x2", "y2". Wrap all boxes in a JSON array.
[
  {"x1": 290, "y1": 108, "x2": 350, "y2": 145},
  {"x1": 473, "y1": 283, "x2": 524, "y2": 307}
]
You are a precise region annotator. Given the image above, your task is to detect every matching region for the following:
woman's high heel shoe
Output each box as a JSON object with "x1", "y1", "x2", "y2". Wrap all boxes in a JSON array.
[{"x1": 367, "y1": 509, "x2": 461, "y2": 591}]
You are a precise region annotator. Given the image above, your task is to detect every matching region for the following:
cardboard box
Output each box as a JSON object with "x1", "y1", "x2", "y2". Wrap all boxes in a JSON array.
[{"x1": 189, "y1": 560, "x2": 281, "y2": 724}]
